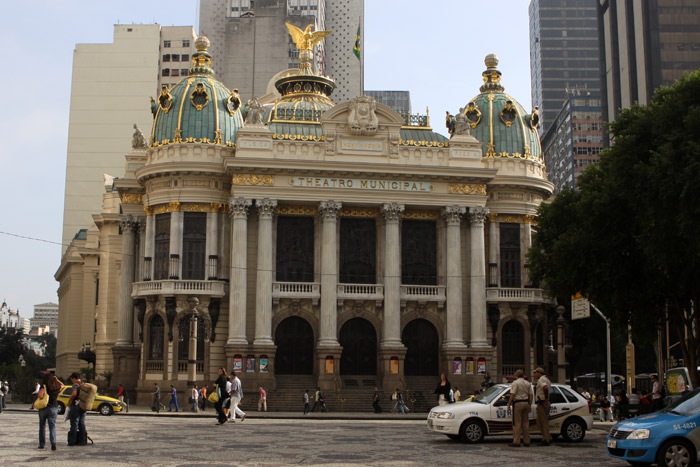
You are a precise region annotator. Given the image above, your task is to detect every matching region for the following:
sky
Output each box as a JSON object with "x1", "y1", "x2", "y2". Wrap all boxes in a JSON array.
[{"x1": 0, "y1": 1, "x2": 532, "y2": 318}]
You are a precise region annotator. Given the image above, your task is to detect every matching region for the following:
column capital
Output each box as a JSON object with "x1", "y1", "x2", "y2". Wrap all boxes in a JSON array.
[
  {"x1": 319, "y1": 200, "x2": 342, "y2": 220},
  {"x1": 443, "y1": 205, "x2": 466, "y2": 225},
  {"x1": 119, "y1": 214, "x2": 140, "y2": 233},
  {"x1": 381, "y1": 202, "x2": 404, "y2": 222},
  {"x1": 468, "y1": 206, "x2": 490, "y2": 225},
  {"x1": 229, "y1": 196, "x2": 252, "y2": 218},
  {"x1": 256, "y1": 198, "x2": 277, "y2": 219}
]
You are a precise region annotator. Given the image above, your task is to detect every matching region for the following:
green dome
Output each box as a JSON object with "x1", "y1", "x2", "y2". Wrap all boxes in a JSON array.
[
  {"x1": 150, "y1": 36, "x2": 244, "y2": 148},
  {"x1": 462, "y1": 55, "x2": 542, "y2": 163}
]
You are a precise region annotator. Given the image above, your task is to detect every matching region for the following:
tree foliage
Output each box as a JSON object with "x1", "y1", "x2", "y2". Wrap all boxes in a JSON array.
[{"x1": 529, "y1": 70, "x2": 700, "y2": 385}]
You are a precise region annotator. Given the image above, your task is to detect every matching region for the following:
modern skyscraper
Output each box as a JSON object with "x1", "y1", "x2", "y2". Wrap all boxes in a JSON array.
[
  {"x1": 61, "y1": 25, "x2": 196, "y2": 253},
  {"x1": 598, "y1": 0, "x2": 700, "y2": 127},
  {"x1": 529, "y1": 0, "x2": 602, "y2": 135},
  {"x1": 199, "y1": 0, "x2": 363, "y2": 103},
  {"x1": 365, "y1": 90, "x2": 411, "y2": 114}
]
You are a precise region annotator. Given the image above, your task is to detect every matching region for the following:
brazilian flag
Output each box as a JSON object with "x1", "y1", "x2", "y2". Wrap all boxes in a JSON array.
[{"x1": 353, "y1": 22, "x2": 360, "y2": 60}]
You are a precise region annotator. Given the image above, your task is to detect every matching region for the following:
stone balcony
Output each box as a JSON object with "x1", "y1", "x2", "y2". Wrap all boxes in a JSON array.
[
  {"x1": 272, "y1": 282, "x2": 321, "y2": 305},
  {"x1": 337, "y1": 283, "x2": 384, "y2": 306},
  {"x1": 400, "y1": 285, "x2": 446, "y2": 309},
  {"x1": 485, "y1": 287, "x2": 552, "y2": 304},
  {"x1": 131, "y1": 280, "x2": 227, "y2": 298}
]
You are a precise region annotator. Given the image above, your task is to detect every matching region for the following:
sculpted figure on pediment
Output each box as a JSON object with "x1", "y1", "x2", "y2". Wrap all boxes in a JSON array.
[{"x1": 348, "y1": 96, "x2": 379, "y2": 136}]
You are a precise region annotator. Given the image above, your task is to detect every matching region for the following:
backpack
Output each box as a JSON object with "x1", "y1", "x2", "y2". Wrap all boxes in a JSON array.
[{"x1": 78, "y1": 383, "x2": 98, "y2": 411}]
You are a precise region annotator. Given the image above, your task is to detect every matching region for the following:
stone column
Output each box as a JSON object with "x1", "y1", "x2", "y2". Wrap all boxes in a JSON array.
[
  {"x1": 254, "y1": 198, "x2": 277, "y2": 346},
  {"x1": 468, "y1": 206, "x2": 490, "y2": 348},
  {"x1": 488, "y1": 215, "x2": 498, "y2": 287},
  {"x1": 380, "y1": 202, "x2": 404, "y2": 348},
  {"x1": 228, "y1": 197, "x2": 251, "y2": 346},
  {"x1": 116, "y1": 215, "x2": 139, "y2": 346},
  {"x1": 443, "y1": 205, "x2": 467, "y2": 349},
  {"x1": 318, "y1": 200, "x2": 341, "y2": 347}
]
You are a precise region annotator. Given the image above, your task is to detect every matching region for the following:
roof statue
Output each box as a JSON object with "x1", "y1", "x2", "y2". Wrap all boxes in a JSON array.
[
  {"x1": 132, "y1": 124, "x2": 147, "y2": 150},
  {"x1": 285, "y1": 22, "x2": 332, "y2": 73}
]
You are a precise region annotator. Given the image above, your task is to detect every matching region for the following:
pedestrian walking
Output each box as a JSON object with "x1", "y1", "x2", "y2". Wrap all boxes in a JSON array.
[
  {"x1": 200, "y1": 385, "x2": 207, "y2": 411},
  {"x1": 303, "y1": 389, "x2": 310, "y2": 415},
  {"x1": 169, "y1": 385, "x2": 179, "y2": 412},
  {"x1": 191, "y1": 384, "x2": 199, "y2": 413},
  {"x1": 258, "y1": 387, "x2": 267, "y2": 412},
  {"x1": 534, "y1": 367, "x2": 552, "y2": 446},
  {"x1": 151, "y1": 383, "x2": 161, "y2": 413},
  {"x1": 393, "y1": 388, "x2": 406, "y2": 414},
  {"x1": 37, "y1": 371, "x2": 62, "y2": 451},
  {"x1": 67, "y1": 372, "x2": 87, "y2": 446},
  {"x1": 30, "y1": 381, "x2": 40, "y2": 410},
  {"x1": 373, "y1": 387, "x2": 382, "y2": 413},
  {"x1": 434, "y1": 373, "x2": 452, "y2": 406},
  {"x1": 116, "y1": 383, "x2": 127, "y2": 409},
  {"x1": 0, "y1": 380, "x2": 7, "y2": 413},
  {"x1": 213, "y1": 367, "x2": 228, "y2": 425},
  {"x1": 507, "y1": 369, "x2": 532, "y2": 447},
  {"x1": 311, "y1": 387, "x2": 321, "y2": 412},
  {"x1": 228, "y1": 372, "x2": 246, "y2": 422},
  {"x1": 645, "y1": 374, "x2": 665, "y2": 412}
]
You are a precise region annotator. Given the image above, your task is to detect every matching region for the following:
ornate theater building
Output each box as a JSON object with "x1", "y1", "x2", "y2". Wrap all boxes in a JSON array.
[{"x1": 56, "y1": 32, "x2": 557, "y2": 407}]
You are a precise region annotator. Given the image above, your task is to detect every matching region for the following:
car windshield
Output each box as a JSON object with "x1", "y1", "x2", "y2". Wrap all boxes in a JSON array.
[
  {"x1": 472, "y1": 385, "x2": 505, "y2": 404},
  {"x1": 665, "y1": 388, "x2": 700, "y2": 416}
]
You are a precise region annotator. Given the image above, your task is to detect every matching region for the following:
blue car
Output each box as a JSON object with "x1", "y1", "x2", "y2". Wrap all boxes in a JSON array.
[{"x1": 607, "y1": 388, "x2": 700, "y2": 466}]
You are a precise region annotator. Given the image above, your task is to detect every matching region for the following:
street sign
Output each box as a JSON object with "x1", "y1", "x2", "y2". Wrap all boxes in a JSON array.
[{"x1": 571, "y1": 294, "x2": 590, "y2": 320}]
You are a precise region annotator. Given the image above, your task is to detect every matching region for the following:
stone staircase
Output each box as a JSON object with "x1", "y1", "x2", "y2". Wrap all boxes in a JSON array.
[{"x1": 240, "y1": 375, "x2": 438, "y2": 413}]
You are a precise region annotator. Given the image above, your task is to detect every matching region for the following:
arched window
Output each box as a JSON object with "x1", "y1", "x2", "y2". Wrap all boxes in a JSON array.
[{"x1": 148, "y1": 315, "x2": 165, "y2": 360}]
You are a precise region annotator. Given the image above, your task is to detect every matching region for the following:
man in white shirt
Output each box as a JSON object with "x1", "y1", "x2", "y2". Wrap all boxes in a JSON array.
[
  {"x1": 229, "y1": 372, "x2": 246, "y2": 422},
  {"x1": 191, "y1": 384, "x2": 199, "y2": 413},
  {"x1": 507, "y1": 370, "x2": 533, "y2": 447}
]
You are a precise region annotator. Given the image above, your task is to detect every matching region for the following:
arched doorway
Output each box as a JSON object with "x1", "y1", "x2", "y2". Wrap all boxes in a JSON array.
[
  {"x1": 402, "y1": 319, "x2": 439, "y2": 376},
  {"x1": 275, "y1": 317, "x2": 314, "y2": 374},
  {"x1": 339, "y1": 318, "x2": 377, "y2": 375},
  {"x1": 502, "y1": 320, "x2": 525, "y2": 375}
]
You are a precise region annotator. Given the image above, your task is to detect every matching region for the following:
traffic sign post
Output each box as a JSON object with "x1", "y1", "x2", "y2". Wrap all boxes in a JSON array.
[{"x1": 571, "y1": 294, "x2": 611, "y2": 400}]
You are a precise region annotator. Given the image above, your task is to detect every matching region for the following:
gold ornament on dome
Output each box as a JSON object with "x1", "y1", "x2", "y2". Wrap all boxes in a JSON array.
[
  {"x1": 227, "y1": 89, "x2": 242, "y2": 116},
  {"x1": 276, "y1": 205, "x2": 318, "y2": 216},
  {"x1": 190, "y1": 83, "x2": 209, "y2": 111},
  {"x1": 500, "y1": 100, "x2": 517, "y2": 127},
  {"x1": 448, "y1": 184, "x2": 487, "y2": 196},
  {"x1": 231, "y1": 174, "x2": 274, "y2": 186},
  {"x1": 120, "y1": 193, "x2": 143, "y2": 204},
  {"x1": 465, "y1": 101, "x2": 481, "y2": 128},
  {"x1": 158, "y1": 86, "x2": 172, "y2": 113}
]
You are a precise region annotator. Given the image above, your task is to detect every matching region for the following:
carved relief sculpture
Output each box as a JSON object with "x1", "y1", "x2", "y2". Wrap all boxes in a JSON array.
[
  {"x1": 132, "y1": 124, "x2": 147, "y2": 150},
  {"x1": 245, "y1": 98, "x2": 264, "y2": 126},
  {"x1": 229, "y1": 196, "x2": 252, "y2": 218},
  {"x1": 319, "y1": 200, "x2": 342, "y2": 219},
  {"x1": 348, "y1": 96, "x2": 379, "y2": 136},
  {"x1": 443, "y1": 205, "x2": 466, "y2": 225},
  {"x1": 468, "y1": 206, "x2": 490, "y2": 225},
  {"x1": 381, "y1": 202, "x2": 405, "y2": 222}
]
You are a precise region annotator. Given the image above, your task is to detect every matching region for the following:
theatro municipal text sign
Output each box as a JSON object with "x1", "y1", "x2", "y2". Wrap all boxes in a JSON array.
[{"x1": 289, "y1": 177, "x2": 434, "y2": 192}]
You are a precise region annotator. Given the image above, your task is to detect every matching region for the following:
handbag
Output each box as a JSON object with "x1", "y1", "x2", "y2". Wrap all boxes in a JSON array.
[
  {"x1": 208, "y1": 387, "x2": 219, "y2": 403},
  {"x1": 34, "y1": 385, "x2": 49, "y2": 409}
]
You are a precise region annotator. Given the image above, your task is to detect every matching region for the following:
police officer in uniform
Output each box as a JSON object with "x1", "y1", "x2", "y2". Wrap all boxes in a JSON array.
[
  {"x1": 534, "y1": 367, "x2": 552, "y2": 446},
  {"x1": 507, "y1": 369, "x2": 532, "y2": 447}
]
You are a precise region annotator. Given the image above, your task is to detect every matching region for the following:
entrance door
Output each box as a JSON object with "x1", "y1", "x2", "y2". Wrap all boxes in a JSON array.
[
  {"x1": 402, "y1": 319, "x2": 439, "y2": 376},
  {"x1": 275, "y1": 317, "x2": 314, "y2": 374},
  {"x1": 339, "y1": 318, "x2": 377, "y2": 375}
]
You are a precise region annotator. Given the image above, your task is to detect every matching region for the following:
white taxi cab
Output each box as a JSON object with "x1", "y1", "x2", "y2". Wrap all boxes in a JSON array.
[{"x1": 427, "y1": 383, "x2": 594, "y2": 443}]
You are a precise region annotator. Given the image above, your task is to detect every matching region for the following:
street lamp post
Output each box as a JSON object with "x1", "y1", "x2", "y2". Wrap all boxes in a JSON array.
[
  {"x1": 590, "y1": 303, "x2": 612, "y2": 400},
  {"x1": 186, "y1": 297, "x2": 200, "y2": 388}
]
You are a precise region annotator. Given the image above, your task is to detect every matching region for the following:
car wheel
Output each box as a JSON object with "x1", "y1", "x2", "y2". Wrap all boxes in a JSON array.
[
  {"x1": 459, "y1": 418, "x2": 486, "y2": 443},
  {"x1": 57, "y1": 401, "x2": 65, "y2": 415},
  {"x1": 446, "y1": 434, "x2": 460, "y2": 441},
  {"x1": 656, "y1": 439, "x2": 694, "y2": 467},
  {"x1": 561, "y1": 418, "x2": 586, "y2": 442},
  {"x1": 99, "y1": 403, "x2": 114, "y2": 416}
]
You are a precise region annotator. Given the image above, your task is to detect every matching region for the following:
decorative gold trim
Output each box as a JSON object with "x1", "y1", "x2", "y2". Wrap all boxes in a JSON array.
[
  {"x1": 401, "y1": 210, "x2": 440, "y2": 220},
  {"x1": 398, "y1": 140, "x2": 448, "y2": 148},
  {"x1": 524, "y1": 215, "x2": 537, "y2": 225},
  {"x1": 175, "y1": 78, "x2": 194, "y2": 143},
  {"x1": 488, "y1": 93, "x2": 495, "y2": 153},
  {"x1": 153, "y1": 202, "x2": 182, "y2": 214},
  {"x1": 500, "y1": 100, "x2": 516, "y2": 127},
  {"x1": 144, "y1": 206, "x2": 154, "y2": 216},
  {"x1": 488, "y1": 213, "x2": 498, "y2": 223},
  {"x1": 491, "y1": 214, "x2": 525, "y2": 224},
  {"x1": 448, "y1": 184, "x2": 487, "y2": 195},
  {"x1": 227, "y1": 89, "x2": 241, "y2": 116},
  {"x1": 339, "y1": 207, "x2": 380, "y2": 218},
  {"x1": 120, "y1": 193, "x2": 143, "y2": 204},
  {"x1": 208, "y1": 78, "x2": 221, "y2": 144},
  {"x1": 209, "y1": 203, "x2": 225, "y2": 213},
  {"x1": 276, "y1": 205, "x2": 318, "y2": 216},
  {"x1": 465, "y1": 101, "x2": 481, "y2": 128},
  {"x1": 158, "y1": 86, "x2": 173, "y2": 113},
  {"x1": 272, "y1": 133, "x2": 325, "y2": 141},
  {"x1": 181, "y1": 203, "x2": 209, "y2": 212},
  {"x1": 190, "y1": 82, "x2": 210, "y2": 111},
  {"x1": 231, "y1": 174, "x2": 274, "y2": 186}
]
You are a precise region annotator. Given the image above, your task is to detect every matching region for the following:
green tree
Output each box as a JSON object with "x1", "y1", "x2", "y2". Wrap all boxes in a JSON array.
[
  {"x1": 0, "y1": 328, "x2": 25, "y2": 366},
  {"x1": 529, "y1": 70, "x2": 700, "y2": 386}
]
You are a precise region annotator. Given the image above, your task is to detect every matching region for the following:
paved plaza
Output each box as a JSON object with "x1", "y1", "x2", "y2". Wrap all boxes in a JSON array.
[{"x1": 0, "y1": 407, "x2": 631, "y2": 466}]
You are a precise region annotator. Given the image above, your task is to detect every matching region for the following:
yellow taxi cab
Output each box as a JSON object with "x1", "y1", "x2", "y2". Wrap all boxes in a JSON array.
[{"x1": 56, "y1": 386, "x2": 124, "y2": 416}]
